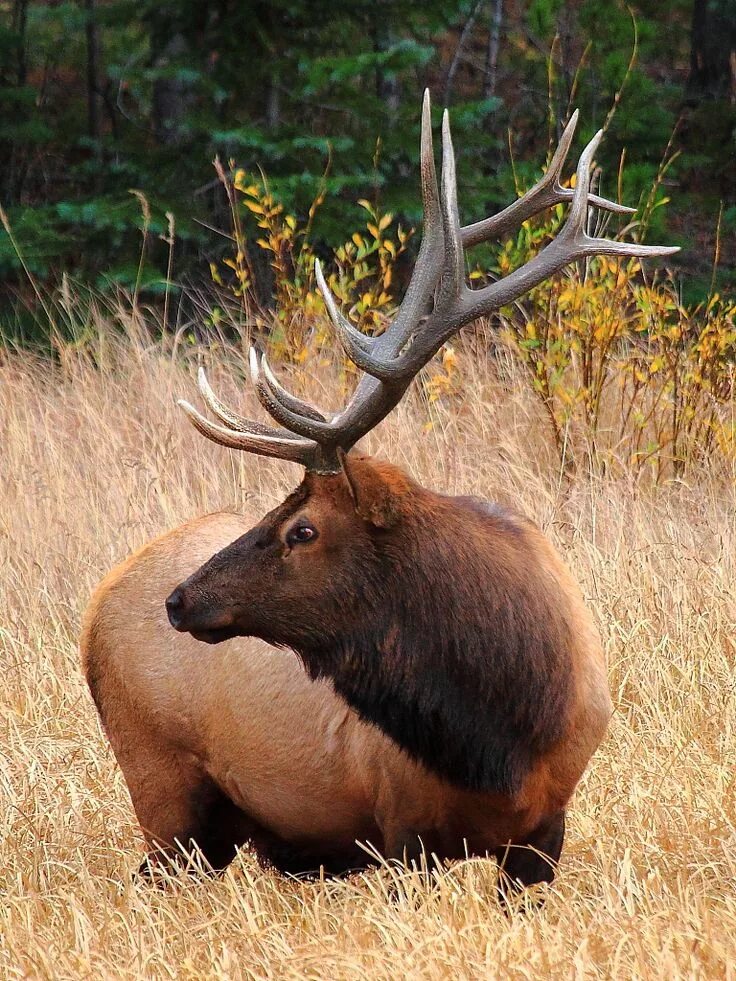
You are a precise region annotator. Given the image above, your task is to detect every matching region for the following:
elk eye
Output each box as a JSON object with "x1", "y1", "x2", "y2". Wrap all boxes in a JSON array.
[{"x1": 287, "y1": 523, "x2": 318, "y2": 546}]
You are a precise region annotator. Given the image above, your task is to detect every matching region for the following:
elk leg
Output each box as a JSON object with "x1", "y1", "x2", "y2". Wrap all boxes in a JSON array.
[
  {"x1": 138, "y1": 778, "x2": 263, "y2": 880},
  {"x1": 494, "y1": 810, "x2": 566, "y2": 908},
  {"x1": 384, "y1": 829, "x2": 444, "y2": 875},
  {"x1": 257, "y1": 838, "x2": 374, "y2": 879},
  {"x1": 108, "y1": 730, "x2": 256, "y2": 880}
]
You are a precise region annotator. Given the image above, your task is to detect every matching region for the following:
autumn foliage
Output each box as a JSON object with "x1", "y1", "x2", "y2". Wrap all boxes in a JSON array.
[{"x1": 210, "y1": 164, "x2": 735, "y2": 483}]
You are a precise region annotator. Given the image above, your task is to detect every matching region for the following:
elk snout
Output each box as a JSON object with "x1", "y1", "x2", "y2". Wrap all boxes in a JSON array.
[
  {"x1": 165, "y1": 586, "x2": 189, "y2": 630},
  {"x1": 165, "y1": 584, "x2": 239, "y2": 644}
]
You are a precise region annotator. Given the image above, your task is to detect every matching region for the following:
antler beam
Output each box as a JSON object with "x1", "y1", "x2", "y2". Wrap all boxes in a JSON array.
[{"x1": 180, "y1": 92, "x2": 679, "y2": 472}]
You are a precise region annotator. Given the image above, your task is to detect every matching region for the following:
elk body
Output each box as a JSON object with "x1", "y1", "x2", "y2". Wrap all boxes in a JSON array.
[{"x1": 82, "y1": 94, "x2": 676, "y2": 901}]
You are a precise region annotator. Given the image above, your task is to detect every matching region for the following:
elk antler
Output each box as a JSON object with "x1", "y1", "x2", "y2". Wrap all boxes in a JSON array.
[{"x1": 180, "y1": 91, "x2": 679, "y2": 472}]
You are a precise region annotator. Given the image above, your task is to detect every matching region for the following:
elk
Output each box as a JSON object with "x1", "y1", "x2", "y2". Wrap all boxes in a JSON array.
[{"x1": 82, "y1": 94, "x2": 677, "y2": 903}]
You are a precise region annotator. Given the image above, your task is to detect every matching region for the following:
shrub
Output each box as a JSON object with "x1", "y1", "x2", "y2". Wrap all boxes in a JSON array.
[{"x1": 212, "y1": 158, "x2": 735, "y2": 482}]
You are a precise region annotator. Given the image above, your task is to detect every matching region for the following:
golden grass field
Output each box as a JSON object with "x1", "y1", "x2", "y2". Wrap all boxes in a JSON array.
[{"x1": 1, "y1": 320, "x2": 735, "y2": 979}]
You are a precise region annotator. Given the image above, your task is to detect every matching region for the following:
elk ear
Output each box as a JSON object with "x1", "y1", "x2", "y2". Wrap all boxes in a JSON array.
[{"x1": 338, "y1": 450, "x2": 402, "y2": 529}]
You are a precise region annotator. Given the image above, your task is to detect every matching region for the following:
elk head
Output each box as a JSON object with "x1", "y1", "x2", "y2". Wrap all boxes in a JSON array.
[
  {"x1": 166, "y1": 93, "x2": 676, "y2": 792},
  {"x1": 166, "y1": 453, "x2": 415, "y2": 651}
]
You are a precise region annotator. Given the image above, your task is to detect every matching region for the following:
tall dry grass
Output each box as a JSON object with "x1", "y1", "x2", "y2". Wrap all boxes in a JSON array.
[{"x1": 1, "y1": 311, "x2": 735, "y2": 979}]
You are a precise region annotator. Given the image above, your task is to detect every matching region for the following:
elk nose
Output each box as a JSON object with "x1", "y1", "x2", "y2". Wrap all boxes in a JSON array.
[{"x1": 165, "y1": 587, "x2": 188, "y2": 630}]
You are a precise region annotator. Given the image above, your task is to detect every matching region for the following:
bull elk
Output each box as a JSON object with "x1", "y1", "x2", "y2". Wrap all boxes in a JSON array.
[{"x1": 81, "y1": 94, "x2": 677, "y2": 904}]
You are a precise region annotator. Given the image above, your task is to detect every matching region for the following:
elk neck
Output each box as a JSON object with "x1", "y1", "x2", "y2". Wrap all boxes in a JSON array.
[{"x1": 293, "y1": 491, "x2": 575, "y2": 797}]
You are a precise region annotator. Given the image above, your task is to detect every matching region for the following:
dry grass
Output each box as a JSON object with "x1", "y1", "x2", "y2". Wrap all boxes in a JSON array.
[{"x1": 1, "y1": 319, "x2": 735, "y2": 980}]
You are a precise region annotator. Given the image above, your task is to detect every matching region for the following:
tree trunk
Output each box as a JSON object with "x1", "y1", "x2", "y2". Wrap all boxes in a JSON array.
[
  {"x1": 151, "y1": 32, "x2": 193, "y2": 146},
  {"x1": 688, "y1": 0, "x2": 736, "y2": 100},
  {"x1": 557, "y1": 0, "x2": 575, "y2": 104},
  {"x1": 13, "y1": 0, "x2": 28, "y2": 85},
  {"x1": 85, "y1": 0, "x2": 101, "y2": 141},
  {"x1": 266, "y1": 71, "x2": 280, "y2": 130},
  {"x1": 444, "y1": 0, "x2": 484, "y2": 107},
  {"x1": 373, "y1": 13, "x2": 400, "y2": 117},
  {"x1": 483, "y1": 0, "x2": 504, "y2": 99}
]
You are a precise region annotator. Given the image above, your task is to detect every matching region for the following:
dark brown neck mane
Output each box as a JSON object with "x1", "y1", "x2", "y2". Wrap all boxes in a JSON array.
[{"x1": 295, "y1": 495, "x2": 574, "y2": 795}]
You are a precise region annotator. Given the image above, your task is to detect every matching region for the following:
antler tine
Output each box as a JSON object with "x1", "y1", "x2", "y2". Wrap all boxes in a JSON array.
[
  {"x1": 313, "y1": 260, "x2": 375, "y2": 355},
  {"x1": 250, "y1": 347, "x2": 339, "y2": 442},
  {"x1": 436, "y1": 109, "x2": 464, "y2": 310},
  {"x1": 178, "y1": 398, "x2": 318, "y2": 464},
  {"x1": 336, "y1": 108, "x2": 468, "y2": 384},
  {"x1": 343, "y1": 109, "x2": 465, "y2": 384},
  {"x1": 320, "y1": 89, "x2": 443, "y2": 376},
  {"x1": 315, "y1": 106, "x2": 464, "y2": 385},
  {"x1": 537, "y1": 127, "x2": 680, "y2": 262},
  {"x1": 581, "y1": 236, "x2": 681, "y2": 260},
  {"x1": 548, "y1": 109, "x2": 579, "y2": 180},
  {"x1": 566, "y1": 129, "x2": 603, "y2": 232},
  {"x1": 383, "y1": 88, "x2": 443, "y2": 349},
  {"x1": 318, "y1": 89, "x2": 445, "y2": 385},
  {"x1": 314, "y1": 260, "x2": 377, "y2": 371},
  {"x1": 461, "y1": 110, "x2": 634, "y2": 249},
  {"x1": 575, "y1": 136, "x2": 680, "y2": 259},
  {"x1": 259, "y1": 352, "x2": 328, "y2": 423},
  {"x1": 197, "y1": 366, "x2": 290, "y2": 436}
]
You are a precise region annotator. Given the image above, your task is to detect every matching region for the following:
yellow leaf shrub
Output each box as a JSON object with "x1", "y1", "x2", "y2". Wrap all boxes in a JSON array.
[{"x1": 214, "y1": 161, "x2": 734, "y2": 481}]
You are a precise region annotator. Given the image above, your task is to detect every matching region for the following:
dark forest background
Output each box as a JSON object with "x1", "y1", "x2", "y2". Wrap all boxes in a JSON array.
[{"x1": 1, "y1": 0, "x2": 734, "y2": 320}]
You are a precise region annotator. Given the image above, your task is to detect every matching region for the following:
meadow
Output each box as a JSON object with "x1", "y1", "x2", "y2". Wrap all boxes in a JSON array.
[{"x1": 1, "y1": 301, "x2": 735, "y2": 979}]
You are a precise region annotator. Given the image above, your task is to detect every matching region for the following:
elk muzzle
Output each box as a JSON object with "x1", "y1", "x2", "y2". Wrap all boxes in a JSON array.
[{"x1": 166, "y1": 585, "x2": 239, "y2": 644}]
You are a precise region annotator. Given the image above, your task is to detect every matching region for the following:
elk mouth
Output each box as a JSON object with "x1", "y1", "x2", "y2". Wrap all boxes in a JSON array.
[{"x1": 189, "y1": 623, "x2": 242, "y2": 645}]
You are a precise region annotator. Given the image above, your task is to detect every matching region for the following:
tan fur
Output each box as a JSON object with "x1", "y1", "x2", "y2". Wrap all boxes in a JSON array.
[{"x1": 81, "y1": 504, "x2": 611, "y2": 865}]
